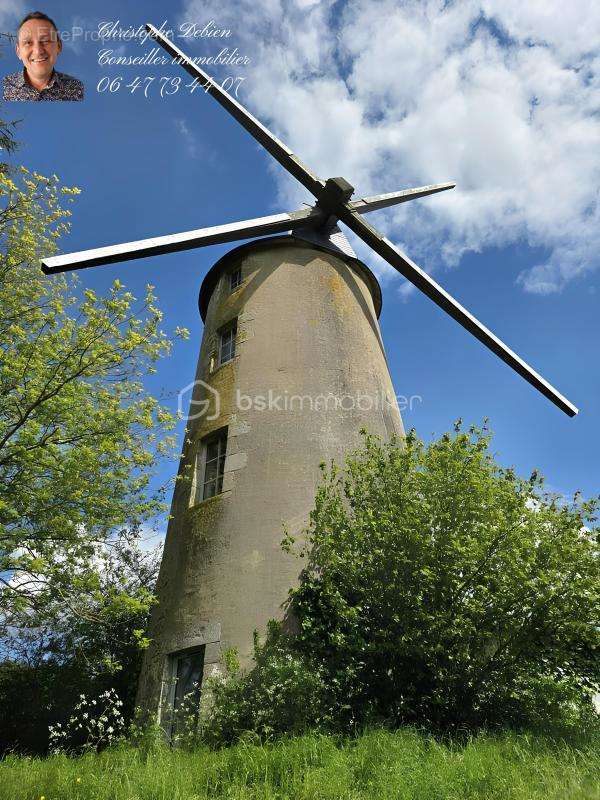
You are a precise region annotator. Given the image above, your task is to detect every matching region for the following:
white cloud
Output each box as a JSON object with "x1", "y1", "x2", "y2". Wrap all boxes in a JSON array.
[
  {"x1": 179, "y1": 0, "x2": 600, "y2": 294},
  {"x1": 480, "y1": 0, "x2": 600, "y2": 63},
  {"x1": 62, "y1": 15, "x2": 97, "y2": 54},
  {"x1": 0, "y1": 0, "x2": 24, "y2": 34},
  {"x1": 175, "y1": 117, "x2": 200, "y2": 159}
]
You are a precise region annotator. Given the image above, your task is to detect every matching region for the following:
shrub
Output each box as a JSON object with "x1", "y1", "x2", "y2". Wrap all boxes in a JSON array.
[
  {"x1": 200, "y1": 624, "x2": 335, "y2": 745},
  {"x1": 205, "y1": 424, "x2": 599, "y2": 741},
  {"x1": 48, "y1": 689, "x2": 125, "y2": 754},
  {"x1": 286, "y1": 424, "x2": 599, "y2": 732}
]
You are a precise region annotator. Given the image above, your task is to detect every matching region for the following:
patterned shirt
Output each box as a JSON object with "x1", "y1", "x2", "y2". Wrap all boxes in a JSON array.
[{"x1": 3, "y1": 69, "x2": 84, "y2": 102}]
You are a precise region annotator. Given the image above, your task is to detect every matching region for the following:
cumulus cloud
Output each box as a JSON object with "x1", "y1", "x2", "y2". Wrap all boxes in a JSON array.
[{"x1": 179, "y1": 0, "x2": 600, "y2": 294}]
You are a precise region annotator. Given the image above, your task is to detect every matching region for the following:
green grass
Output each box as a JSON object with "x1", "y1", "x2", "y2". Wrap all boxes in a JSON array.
[{"x1": 1, "y1": 729, "x2": 598, "y2": 800}]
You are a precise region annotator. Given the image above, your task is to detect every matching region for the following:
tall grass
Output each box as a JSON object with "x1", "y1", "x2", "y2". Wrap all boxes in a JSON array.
[{"x1": 1, "y1": 728, "x2": 598, "y2": 800}]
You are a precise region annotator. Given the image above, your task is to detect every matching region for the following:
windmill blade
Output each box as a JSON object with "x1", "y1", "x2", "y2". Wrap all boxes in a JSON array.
[
  {"x1": 338, "y1": 208, "x2": 578, "y2": 417},
  {"x1": 42, "y1": 207, "x2": 324, "y2": 274},
  {"x1": 146, "y1": 24, "x2": 324, "y2": 199},
  {"x1": 351, "y1": 182, "x2": 455, "y2": 214}
]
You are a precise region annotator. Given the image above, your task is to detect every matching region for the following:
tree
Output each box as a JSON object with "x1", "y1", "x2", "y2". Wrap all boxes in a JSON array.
[
  {"x1": 0, "y1": 115, "x2": 17, "y2": 170},
  {"x1": 0, "y1": 47, "x2": 18, "y2": 168},
  {"x1": 284, "y1": 424, "x2": 599, "y2": 731},
  {"x1": 0, "y1": 541, "x2": 162, "y2": 754},
  {"x1": 0, "y1": 82, "x2": 185, "y2": 752},
  {"x1": 204, "y1": 424, "x2": 599, "y2": 741},
  {"x1": 0, "y1": 165, "x2": 184, "y2": 624}
]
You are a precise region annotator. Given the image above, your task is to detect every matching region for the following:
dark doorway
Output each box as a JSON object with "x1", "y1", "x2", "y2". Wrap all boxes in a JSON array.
[{"x1": 166, "y1": 645, "x2": 206, "y2": 741}]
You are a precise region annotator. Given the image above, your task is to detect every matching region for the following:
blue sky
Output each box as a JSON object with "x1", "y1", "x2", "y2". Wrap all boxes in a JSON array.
[{"x1": 2, "y1": 0, "x2": 598, "y2": 524}]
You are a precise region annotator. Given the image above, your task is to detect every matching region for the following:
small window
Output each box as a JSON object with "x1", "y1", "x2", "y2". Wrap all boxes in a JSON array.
[
  {"x1": 218, "y1": 320, "x2": 237, "y2": 366},
  {"x1": 165, "y1": 646, "x2": 206, "y2": 740},
  {"x1": 229, "y1": 267, "x2": 242, "y2": 292},
  {"x1": 199, "y1": 428, "x2": 227, "y2": 501}
]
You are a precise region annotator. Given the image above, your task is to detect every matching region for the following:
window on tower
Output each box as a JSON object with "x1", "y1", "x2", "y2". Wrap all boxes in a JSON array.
[
  {"x1": 229, "y1": 266, "x2": 242, "y2": 291},
  {"x1": 198, "y1": 428, "x2": 228, "y2": 501},
  {"x1": 218, "y1": 319, "x2": 237, "y2": 366}
]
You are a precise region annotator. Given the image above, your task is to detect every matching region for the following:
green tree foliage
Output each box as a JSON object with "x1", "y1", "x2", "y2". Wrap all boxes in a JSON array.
[
  {"x1": 205, "y1": 425, "x2": 599, "y2": 740},
  {"x1": 200, "y1": 624, "x2": 334, "y2": 746},
  {"x1": 286, "y1": 425, "x2": 599, "y2": 731},
  {"x1": 0, "y1": 166, "x2": 183, "y2": 620},
  {"x1": 0, "y1": 70, "x2": 181, "y2": 754},
  {"x1": 0, "y1": 51, "x2": 18, "y2": 168},
  {"x1": 0, "y1": 114, "x2": 17, "y2": 169},
  {"x1": 0, "y1": 542, "x2": 161, "y2": 754}
]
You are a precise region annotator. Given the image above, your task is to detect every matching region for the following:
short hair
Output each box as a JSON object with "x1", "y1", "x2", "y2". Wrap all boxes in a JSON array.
[{"x1": 17, "y1": 11, "x2": 60, "y2": 37}]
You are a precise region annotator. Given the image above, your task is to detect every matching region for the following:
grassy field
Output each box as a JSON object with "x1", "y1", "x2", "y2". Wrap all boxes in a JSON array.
[{"x1": 0, "y1": 728, "x2": 598, "y2": 800}]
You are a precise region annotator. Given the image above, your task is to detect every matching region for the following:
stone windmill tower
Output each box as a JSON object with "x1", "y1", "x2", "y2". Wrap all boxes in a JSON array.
[
  {"x1": 136, "y1": 231, "x2": 405, "y2": 728},
  {"x1": 42, "y1": 26, "x2": 577, "y2": 732}
]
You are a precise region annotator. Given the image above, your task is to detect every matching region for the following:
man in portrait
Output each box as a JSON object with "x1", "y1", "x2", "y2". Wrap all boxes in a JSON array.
[{"x1": 3, "y1": 11, "x2": 84, "y2": 101}]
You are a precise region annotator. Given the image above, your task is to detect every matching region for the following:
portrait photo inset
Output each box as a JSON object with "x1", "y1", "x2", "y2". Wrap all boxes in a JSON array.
[{"x1": 4, "y1": 11, "x2": 84, "y2": 102}]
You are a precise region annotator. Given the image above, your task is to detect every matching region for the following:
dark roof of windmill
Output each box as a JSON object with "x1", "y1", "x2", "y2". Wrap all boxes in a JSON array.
[{"x1": 198, "y1": 234, "x2": 383, "y2": 322}]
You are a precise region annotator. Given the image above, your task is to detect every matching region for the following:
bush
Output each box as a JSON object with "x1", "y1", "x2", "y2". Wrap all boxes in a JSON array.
[
  {"x1": 200, "y1": 624, "x2": 335, "y2": 746},
  {"x1": 48, "y1": 689, "x2": 125, "y2": 754},
  {"x1": 287, "y1": 424, "x2": 599, "y2": 732},
  {"x1": 205, "y1": 423, "x2": 599, "y2": 741},
  {"x1": 0, "y1": 543, "x2": 160, "y2": 755}
]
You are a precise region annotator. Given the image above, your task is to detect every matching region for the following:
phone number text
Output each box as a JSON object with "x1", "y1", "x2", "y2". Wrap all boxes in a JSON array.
[{"x1": 96, "y1": 75, "x2": 245, "y2": 98}]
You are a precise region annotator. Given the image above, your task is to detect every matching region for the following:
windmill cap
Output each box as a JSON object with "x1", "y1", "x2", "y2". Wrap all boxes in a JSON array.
[{"x1": 198, "y1": 234, "x2": 383, "y2": 322}]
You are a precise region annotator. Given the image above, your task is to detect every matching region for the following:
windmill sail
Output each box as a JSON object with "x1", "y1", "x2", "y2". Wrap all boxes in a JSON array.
[
  {"x1": 338, "y1": 207, "x2": 578, "y2": 417},
  {"x1": 143, "y1": 25, "x2": 578, "y2": 417},
  {"x1": 42, "y1": 208, "x2": 322, "y2": 274},
  {"x1": 41, "y1": 24, "x2": 578, "y2": 417},
  {"x1": 145, "y1": 24, "x2": 324, "y2": 198}
]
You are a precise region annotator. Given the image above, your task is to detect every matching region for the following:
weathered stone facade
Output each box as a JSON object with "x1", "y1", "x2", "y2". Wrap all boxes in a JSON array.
[{"x1": 136, "y1": 236, "x2": 404, "y2": 722}]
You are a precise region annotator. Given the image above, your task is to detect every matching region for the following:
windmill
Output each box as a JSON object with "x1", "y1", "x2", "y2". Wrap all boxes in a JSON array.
[{"x1": 42, "y1": 25, "x2": 578, "y2": 730}]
